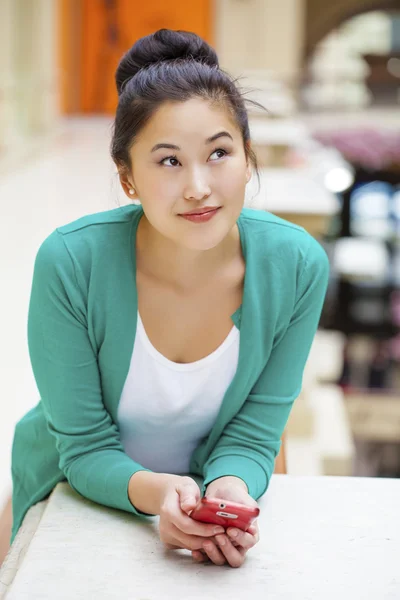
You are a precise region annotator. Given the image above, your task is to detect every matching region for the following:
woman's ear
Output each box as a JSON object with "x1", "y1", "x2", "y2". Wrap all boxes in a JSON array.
[{"x1": 118, "y1": 168, "x2": 138, "y2": 200}]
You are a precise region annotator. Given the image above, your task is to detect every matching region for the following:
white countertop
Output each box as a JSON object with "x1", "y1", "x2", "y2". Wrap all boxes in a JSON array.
[
  {"x1": 249, "y1": 119, "x2": 309, "y2": 145},
  {"x1": 3, "y1": 475, "x2": 399, "y2": 599},
  {"x1": 245, "y1": 168, "x2": 340, "y2": 216}
]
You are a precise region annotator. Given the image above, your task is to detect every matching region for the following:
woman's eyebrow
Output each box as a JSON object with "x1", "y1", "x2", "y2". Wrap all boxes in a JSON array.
[
  {"x1": 151, "y1": 131, "x2": 233, "y2": 153},
  {"x1": 206, "y1": 131, "x2": 234, "y2": 144}
]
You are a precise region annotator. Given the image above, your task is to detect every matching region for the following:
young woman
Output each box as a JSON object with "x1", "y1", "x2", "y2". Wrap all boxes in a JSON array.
[{"x1": 11, "y1": 29, "x2": 329, "y2": 567}]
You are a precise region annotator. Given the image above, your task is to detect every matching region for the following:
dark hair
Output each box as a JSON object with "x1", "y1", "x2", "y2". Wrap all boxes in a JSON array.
[{"x1": 111, "y1": 29, "x2": 261, "y2": 182}]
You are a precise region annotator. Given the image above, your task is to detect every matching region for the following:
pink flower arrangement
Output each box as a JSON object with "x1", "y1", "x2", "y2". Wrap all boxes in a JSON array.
[{"x1": 314, "y1": 129, "x2": 400, "y2": 172}]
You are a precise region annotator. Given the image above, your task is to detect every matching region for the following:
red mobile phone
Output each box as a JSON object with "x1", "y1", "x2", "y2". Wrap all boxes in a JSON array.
[{"x1": 191, "y1": 497, "x2": 260, "y2": 531}]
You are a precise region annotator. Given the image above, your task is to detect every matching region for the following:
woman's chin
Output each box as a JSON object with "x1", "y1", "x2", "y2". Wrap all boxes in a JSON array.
[
  {"x1": 180, "y1": 229, "x2": 230, "y2": 252},
  {"x1": 176, "y1": 216, "x2": 236, "y2": 251}
]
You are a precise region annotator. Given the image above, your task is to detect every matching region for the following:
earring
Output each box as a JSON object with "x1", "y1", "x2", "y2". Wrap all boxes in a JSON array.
[{"x1": 129, "y1": 188, "x2": 135, "y2": 195}]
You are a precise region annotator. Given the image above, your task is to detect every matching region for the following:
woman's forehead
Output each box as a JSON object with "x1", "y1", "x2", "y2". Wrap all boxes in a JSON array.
[{"x1": 136, "y1": 98, "x2": 240, "y2": 144}]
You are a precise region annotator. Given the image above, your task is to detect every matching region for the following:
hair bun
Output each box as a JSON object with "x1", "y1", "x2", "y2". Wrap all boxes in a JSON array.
[{"x1": 116, "y1": 29, "x2": 219, "y2": 95}]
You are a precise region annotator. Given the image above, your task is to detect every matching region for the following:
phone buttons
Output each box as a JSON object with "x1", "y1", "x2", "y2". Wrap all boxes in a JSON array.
[{"x1": 216, "y1": 511, "x2": 238, "y2": 519}]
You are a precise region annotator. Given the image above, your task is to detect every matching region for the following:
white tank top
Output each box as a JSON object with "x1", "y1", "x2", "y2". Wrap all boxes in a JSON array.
[{"x1": 118, "y1": 313, "x2": 240, "y2": 474}]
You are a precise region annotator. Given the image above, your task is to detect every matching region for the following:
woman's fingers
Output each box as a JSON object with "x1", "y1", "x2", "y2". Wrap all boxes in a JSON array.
[
  {"x1": 174, "y1": 513, "x2": 224, "y2": 539},
  {"x1": 167, "y1": 523, "x2": 218, "y2": 551},
  {"x1": 178, "y1": 514, "x2": 224, "y2": 538},
  {"x1": 197, "y1": 535, "x2": 247, "y2": 568},
  {"x1": 192, "y1": 550, "x2": 207, "y2": 563},
  {"x1": 215, "y1": 535, "x2": 246, "y2": 568},
  {"x1": 162, "y1": 493, "x2": 224, "y2": 538},
  {"x1": 189, "y1": 526, "x2": 258, "y2": 563},
  {"x1": 202, "y1": 540, "x2": 226, "y2": 566},
  {"x1": 226, "y1": 527, "x2": 259, "y2": 550},
  {"x1": 164, "y1": 542, "x2": 181, "y2": 550},
  {"x1": 247, "y1": 524, "x2": 258, "y2": 536},
  {"x1": 192, "y1": 536, "x2": 248, "y2": 567},
  {"x1": 177, "y1": 477, "x2": 201, "y2": 514},
  {"x1": 168, "y1": 526, "x2": 258, "y2": 555}
]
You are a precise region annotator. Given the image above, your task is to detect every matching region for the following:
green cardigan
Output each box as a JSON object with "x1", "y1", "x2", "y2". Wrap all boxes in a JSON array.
[{"x1": 11, "y1": 204, "x2": 329, "y2": 542}]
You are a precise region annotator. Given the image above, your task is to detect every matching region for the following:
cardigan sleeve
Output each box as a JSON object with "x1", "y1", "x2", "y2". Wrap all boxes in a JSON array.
[
  {"x1": 202, "y1": 236, "x2": 330, "y2": 499},
  {"x1": 27, "y1": 230, "x2": 152, "y2": 516}
]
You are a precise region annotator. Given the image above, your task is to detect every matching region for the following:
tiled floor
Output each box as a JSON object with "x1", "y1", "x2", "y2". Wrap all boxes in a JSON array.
[{"x1": 0, "y1": 117, "x2": 130, "y2": 508}]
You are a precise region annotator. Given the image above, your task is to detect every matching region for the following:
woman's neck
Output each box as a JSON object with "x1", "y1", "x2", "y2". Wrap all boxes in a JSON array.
[{"x1": 136, "y1": 215, "x2": 241, "y2": 291}]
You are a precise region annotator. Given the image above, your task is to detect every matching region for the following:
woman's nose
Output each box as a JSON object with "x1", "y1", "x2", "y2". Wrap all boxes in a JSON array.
[{"x1": 183, "y1": 168, "x2": 211, "y2": 201}]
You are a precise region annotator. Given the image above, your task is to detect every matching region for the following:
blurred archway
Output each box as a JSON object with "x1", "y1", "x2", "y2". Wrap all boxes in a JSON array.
[
  {"x1": 305, "y1": 0, "x2": 399, "y2": 58},
  {"x1": 302, "y1": 7, "x2": 400, "y2": 110}
]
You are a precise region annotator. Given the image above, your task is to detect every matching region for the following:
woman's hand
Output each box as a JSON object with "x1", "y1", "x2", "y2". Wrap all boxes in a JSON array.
[
  {"x1": 191, "y1": 476, "x2": 260, "y2": 568},
  {"x1": 158, "y1": 476, "x2": 225, "y2": 552}
]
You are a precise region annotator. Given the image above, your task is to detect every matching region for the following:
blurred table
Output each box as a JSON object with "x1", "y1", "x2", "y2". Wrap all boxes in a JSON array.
[
  {"x1": 2, "y1": 476, "x2": 399, "y2": 599},
  {"x1": 249, "y1": 119, "x2": 309, "y2": 146},
  {"x1": 246, "y1": 168, "x2": 340, "y2": 237}
]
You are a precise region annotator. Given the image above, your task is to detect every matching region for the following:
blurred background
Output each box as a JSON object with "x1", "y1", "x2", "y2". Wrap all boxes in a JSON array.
[{"x1": 1, "y1": 0, "x2": 400, "y2": 562}]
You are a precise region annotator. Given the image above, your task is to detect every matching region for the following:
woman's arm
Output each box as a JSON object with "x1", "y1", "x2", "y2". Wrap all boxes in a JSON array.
[
  {"x1": 202, "y1": 236, "x2": 330, "y2": 499},
  {"x1": 28, "y1": 230, "x2": 153, "y2": 515},
  {"x1": 128, "y1": 472, "x2": 182, "y2": 514}
]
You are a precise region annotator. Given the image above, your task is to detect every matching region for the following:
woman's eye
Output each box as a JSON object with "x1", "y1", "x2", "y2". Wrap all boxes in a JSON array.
[
  {"x1": 159, "y1": 148, "x2": 229, "y2": 167},
  {"x1": 160, "y1": 156, "x2": 180, "y2": 167},
  {"x1": 209, "y1": 148, "x2": 228, "y2": 161}
]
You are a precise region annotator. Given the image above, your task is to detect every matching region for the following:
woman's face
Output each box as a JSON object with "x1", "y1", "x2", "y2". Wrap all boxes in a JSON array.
[{"x1": 124, "y1": 97, "x2": 252, "y2": 251}]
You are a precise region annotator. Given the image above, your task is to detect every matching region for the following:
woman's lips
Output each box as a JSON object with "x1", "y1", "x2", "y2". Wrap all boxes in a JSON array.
[{"x1": 179, "y1": 207, "x2": 221, "y2": 223}]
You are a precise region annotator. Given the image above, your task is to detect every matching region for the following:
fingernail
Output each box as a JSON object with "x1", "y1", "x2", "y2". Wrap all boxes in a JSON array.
[
  {"x1": 216, "y1": 535, "x2": 226, "y2": 546},
  {"x1": 214, "y1": 527, "x2": 224, "y2": 535},
  {"x1": 229, "y1": 529, "x2": 238, "y2": 538}
]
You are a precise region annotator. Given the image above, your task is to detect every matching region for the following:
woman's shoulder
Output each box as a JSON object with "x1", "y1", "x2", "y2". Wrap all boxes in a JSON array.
[
  {"x1": 239, "y1": 207, "x2": 329, "y2": 275},
  {"x1": 240, "y1": 207, "x2": 307, "y2": 241},
  {"x1": 56, "y1": 204, "x2": 139, "y2": 236},
  {"x1": 33, "y1": 204, "x2": 141, "y2": 278},
  {"x1": 240, "y1": 207, "x2": 314, "y2": 251}
]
